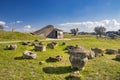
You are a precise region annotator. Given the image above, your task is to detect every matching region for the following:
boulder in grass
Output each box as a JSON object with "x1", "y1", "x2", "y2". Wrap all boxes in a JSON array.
[
  {"x1": 62, "y1": 42, "x2": 67, "y2": 45},
  {"x1": 34, "y1": 45, "x2": 46, "y2": 51},
  {"x1": 47, "y1": 43, "x2": 55, "y2": 49},
  {"x1": 69, "y1": 45, "x2": 88, "y2": 70},
  {"x1": 66, "y1": 71, "x2": 81, "y2": 80},
  {"x1": 66, "y1": 45, "x2": 75, "y2": 50},
  {"x1": 39, "y1": 42, "x2": 44, "y2": 45},
  {"x1": 52, "y1": 41, "x2": 57, "y2": 46},
  {"x1": 34, "y1": 39, "x2": 39, "y2": 42},
  {"x1": 22, "y1": 41, "x2": 32, "y2": 45},
  {"x1": 39, "y1": 61, "x2": 45, "y2": 64},
  {"x1": 7, "y1": 44, "x2": 17, "y2": 50},
  {"x1": 30, "y1": 43, "x2": 36, "y2": 46},
  {"x1": 23, "y1": 51, "x2": 37, "y2": 59},
  {"x1": 49, "y1": 55, "x2": 64, "y2": 62},
  {"x1": 105, "y1": 49, "x2": 117, "y2": 54},
  {"x1": 116, "y1": 54, "x2": 120, "y2": 60},
  {"x1": 118, "y1": 49, "x2": 120, "y2": 54},
  {"x1": 86, "y1": 50, "x2": 95, "y2": 59},
  {"x1": 91, "y1": 48, "x2": 104, "y2": 57}
]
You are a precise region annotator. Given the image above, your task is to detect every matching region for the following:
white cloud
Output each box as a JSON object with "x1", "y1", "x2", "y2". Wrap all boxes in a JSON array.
[
  {"x1": 24, "y1": 25, "x2": 32, "y2": 32},
  {"x1": 24, "y1": 25, "x2": 31, "y2": 29},
  {"x1": 16, "y1": 20, "x2": 23, "y2": 23},
  {"x1": 58, "y1": 19, "x2": 120, "y2": 32},
  {"x1": 0, "y1": 21, "x2": 6, "y2": 25}
]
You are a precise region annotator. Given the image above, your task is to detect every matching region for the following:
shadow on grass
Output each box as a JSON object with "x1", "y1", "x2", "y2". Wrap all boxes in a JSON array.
[
  {"x1": 4, "y1": 48, "x2": 11, "y2": 50},
  {"x1": 46, "y1": 58, "x2": 58, "y2": 62},
  {"x1": 112, "y1": 58, "x2": 120, "y2": 62},
  {"x1": 14, "y1": 56, "x2": 24, "y2": 60},
  {"x1": 43, "y1": 66, "x2": 78, "y2": 74},
  {"x1": 14, "y1": 56, "x2": 36, "y2": 60}
]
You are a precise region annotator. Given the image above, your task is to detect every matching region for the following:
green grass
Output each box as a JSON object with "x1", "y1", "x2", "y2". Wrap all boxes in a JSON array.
[
  {"x1": 0, "y1": 31, "x2": 45, "y2": 41},
  {"x1": 64, "y1": 33, "x2": 96, "y2": 38},
  {"x1": 0, "y1": 34, "x2": 120, "y2": 80}
]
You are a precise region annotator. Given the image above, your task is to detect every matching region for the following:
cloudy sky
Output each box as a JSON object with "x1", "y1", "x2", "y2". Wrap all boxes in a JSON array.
[{"x1": 0, "y1": 0, "x2": 120, "y2": 32}]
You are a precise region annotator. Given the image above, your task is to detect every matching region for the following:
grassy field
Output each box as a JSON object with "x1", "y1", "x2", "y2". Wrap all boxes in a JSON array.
[
  {"x1": 0, "y1": 31, "x2": 45, "y2": 41},
  {"x1": 0, "y1": 34, "x2": 120, "y2": 80}
]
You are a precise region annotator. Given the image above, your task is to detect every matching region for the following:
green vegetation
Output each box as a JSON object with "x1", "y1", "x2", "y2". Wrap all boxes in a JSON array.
[
  {"x1": 0, "y1": 31, "x2": 45, "y2": 41},
  {"x1": 0, "y1": 34, "x2": 120, "y2": 80},
  {"x1": 64, "y1": 33, "x2": 96, "y2": 39}
]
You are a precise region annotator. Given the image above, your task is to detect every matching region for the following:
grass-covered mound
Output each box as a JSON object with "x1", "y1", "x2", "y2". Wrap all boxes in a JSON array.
[
  {"x1": 0, "y1": 35, "x2": 120, "y2": 80},
  {"x1": 0, "y1": 31, "x2": 45, "y2": 41}
]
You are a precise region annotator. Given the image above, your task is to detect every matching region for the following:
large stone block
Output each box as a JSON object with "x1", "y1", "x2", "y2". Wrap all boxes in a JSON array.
[
  {"x1": 91, "y1": 48, "x2": 104, "y2": 57},
  {"x1": 69, "y1": 45, "x2": 88, "y2": 70},
  {"x1": 7, "y1": 44, "x2": 17, "y2": 50},
  {"x1": 106, "y1": 49, "x2": 117, "y2": 54},
  {"x1": 34, "y1": 45, "x2": 46, "y2": 51},
  {"x1": 23, "y1": 51, "x2": 37, "y2": 59}
]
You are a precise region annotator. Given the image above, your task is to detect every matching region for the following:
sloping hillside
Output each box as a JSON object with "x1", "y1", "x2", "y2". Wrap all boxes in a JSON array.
[{"x1": 0, "y1": 31, "x2": 45, "y2": 41}]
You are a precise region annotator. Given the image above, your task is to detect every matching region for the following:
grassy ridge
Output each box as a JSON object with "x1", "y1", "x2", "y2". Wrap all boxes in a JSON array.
[
  {"x1": 0, "y1": 34, "x2": 120, "y2": 80},
  {"x1": 0, "y1": 31, "x2": 45, "y2": 41}
]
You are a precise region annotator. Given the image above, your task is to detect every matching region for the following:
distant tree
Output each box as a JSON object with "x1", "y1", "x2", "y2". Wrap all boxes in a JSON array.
[
  {"x1": 12, "y1": 27, "x2": 15, "y2": 32},
  {"x1": 94, "y1": 26, "x2": 106, "y2": 38},
  {"x1": 0, "y1": 24, "x2": 4, "y2": 30},
  {"x1": 70, "y1": 28, "x2": 79, "y2": 36}
]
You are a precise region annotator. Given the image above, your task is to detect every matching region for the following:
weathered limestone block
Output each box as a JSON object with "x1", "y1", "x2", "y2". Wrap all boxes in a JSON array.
[
  {"x1": 106, "y1": 49, "x2": 117, "y2": 54},
  {"x1": 86, "y1": 50, "x2": 95, "y2": 59},
  {"x1": 91, "y1": 48, "x2": 104, "y2": 57},
  {"x1": 66, "y1": 71, "x2": 81, "y2": 80},
  {"x1": 7, "y1": 44, "x2": 17, "y2": 50},
  {"x1": 69, "y1": 46, "x2": 88, "y2": 70},
  {"x1": 47, "y1": 43, "x2": 55, "y2": 49},
  {"x1": 39, "y1": 61, "x2": 45, "y2": 64},
  {"x1": 49, "y1": 55, "x2": 63, "y2": 62},
  {"x1": 23, "y1": 51, "x2": 36, "y2": 59},
  {"x1": 118, "y1": 49, "x2": 120, "y2": 54},
  {"x1": 66, "y1": 45, "x2": 75, "y2": 50},
  {"x1": 34, "y1": 39, "x2": 39, "y2": 42},
  {"x1": 39, "y1": 42, "x2": 43, "y2": 45},
  {"x1": 34, "y1": 45, "x2": 46, "y2": 51},
  {"x1": 62, "y1": 42, "x2": 67, "y2": 45},
  {"x1": 116, "y1": 54, "x2": 120, "y2": 60},
  {"x1": 52, "y1": 41, "x2": 57, "y2": 46},
  {"x1": 22, "y1": 41, "x2": 32, "y2": 45}
]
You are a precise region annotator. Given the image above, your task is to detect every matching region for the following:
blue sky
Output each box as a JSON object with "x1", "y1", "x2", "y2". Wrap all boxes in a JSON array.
[{"x1": 0, "y1": 0, "x2": 120, "y2": 32}]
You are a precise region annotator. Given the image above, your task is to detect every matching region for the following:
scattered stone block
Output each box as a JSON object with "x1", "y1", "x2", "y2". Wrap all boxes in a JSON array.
[
  {"x1": 39, "y1": 61, "x2": 45, "y2": 64},
  {"x1": 66, "y1": 71, "x2": 81, "y2": 80},
  {"x1": 62, "y1": 42, "x2": 66, "y2": 45},
  {"x1": 116, "y1": 54, "x2": 120, "y2": 60},
  {"x1": 52, "y1": 42, "x2": 57, "y2": 46},
  {"x1": 34, "y1": 45, "x2": 46, "y2": 51},
  {"x1": 106, "y1": 49, "x2": 117, "y2": 54},
  {"x1": 69, "y1": 45, "x2": 88, "y2": 70},
  {"x1": 49, "y1": 55, "x2": 63, "y2": 62},
  {"x1": 118, "y1": 49, "x2": 120, "y2": 54},
  {"x1": 22, "y1": 41, "x2": 32, "y2": 45},
  {"x1": 30, "y1": 43, "x2": 36, "y2": 46},
  {"x1": 7, "y1": 44, "x2": 17, "y2": 50},
  {"x1": 23, "y1": 51, "x2": 37, "y2": 59},
  {"x1": 39, "y1": 42, "x2": 43, "y2": 45},
  {"x1": 47, "y1": 43, "x2": 55, "y2": 49},
  {"x1": 34, "y1": 39, "x2": 39, "y2": 42},
  {"x1": 91, "y1": 48, "x2": 104, "y2": 57},
  {"x1": 86, "y1": 50, "x2": 95, "y2": 59},
  {"x1": 66, "y1": 45, "x2": 74, "y2": 50}
]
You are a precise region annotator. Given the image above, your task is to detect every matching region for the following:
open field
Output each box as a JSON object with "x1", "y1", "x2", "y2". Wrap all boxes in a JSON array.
[{"x1": 0, "y1": 33, "x2": 120, "y2": 80}]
